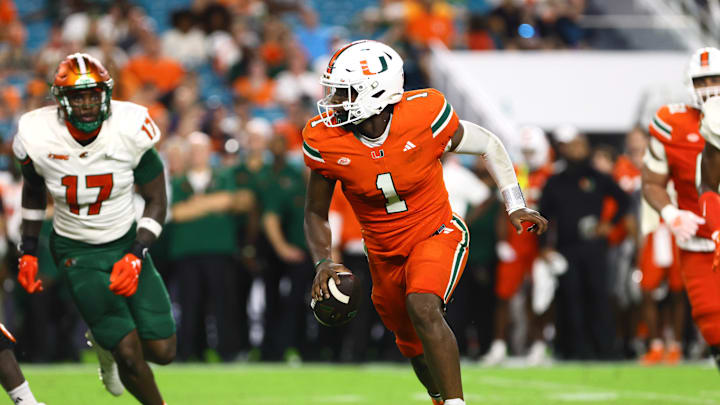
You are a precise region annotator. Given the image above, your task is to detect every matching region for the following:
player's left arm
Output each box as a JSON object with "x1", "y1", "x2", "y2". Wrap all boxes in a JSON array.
[
  {"x1": 109, "y1": 147, "x2": 167, "y2": 297},
  {"x1": 447, "y1": 121, "x2": 548, "y2": 235}
]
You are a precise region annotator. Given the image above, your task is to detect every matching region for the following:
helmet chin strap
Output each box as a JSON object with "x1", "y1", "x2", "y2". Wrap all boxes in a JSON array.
[{"x1": 65, "y1": 120, "x2": 101, "y2": 142}]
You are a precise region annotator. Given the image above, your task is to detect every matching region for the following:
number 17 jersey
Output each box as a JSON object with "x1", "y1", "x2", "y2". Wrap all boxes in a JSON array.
[
  {"x1": 303, "y1": 88, "x2": 460, "y2": 259},
  {"x1": 12, "y1": 101, "x2": 160, "y2": 244}
]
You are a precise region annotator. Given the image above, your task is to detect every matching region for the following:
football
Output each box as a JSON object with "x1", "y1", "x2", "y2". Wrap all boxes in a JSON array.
[{"x1": 310, "y1": 272, "x2": 363, "y2": 327}]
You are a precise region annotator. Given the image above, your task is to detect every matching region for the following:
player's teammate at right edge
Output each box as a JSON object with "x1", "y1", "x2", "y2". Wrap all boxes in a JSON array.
[
  {"x1": 303, "y1": 40, "x2": 547, "y2": 405},
  {"x1": 695, "y1": 95, "x2": 720, "y2": 368}
]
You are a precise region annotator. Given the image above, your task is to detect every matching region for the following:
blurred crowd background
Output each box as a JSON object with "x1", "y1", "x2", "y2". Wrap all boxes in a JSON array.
[{"x1": 0, "y1": 0, "x2": 714, "y2": 365}]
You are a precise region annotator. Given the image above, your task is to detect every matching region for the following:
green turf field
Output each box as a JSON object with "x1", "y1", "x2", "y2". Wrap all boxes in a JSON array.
[{"x1": 20, "y1": 362, "x2": 720, "y2": 404}]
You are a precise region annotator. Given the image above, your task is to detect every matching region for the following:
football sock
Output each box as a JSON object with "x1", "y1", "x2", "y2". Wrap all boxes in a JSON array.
[
  {"x1": 429, "y1": 391, "x2": 443, "y2": 404},
  {"x1": 8, "y1": 381, "x2": 39, "y2": 405},
  {"x1": 710, "y1": 346, "x2": 720, "y2": 372},
  {"x1": 444, "y1": 399, "x2": 465, "y2": 405}
]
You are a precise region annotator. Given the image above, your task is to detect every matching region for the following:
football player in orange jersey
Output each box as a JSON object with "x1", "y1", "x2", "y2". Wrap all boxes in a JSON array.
[
  {"x1": 303, "y1": 40, "x2": 547, "y2": 405},
  {"x1": 695, "y1": 95, "x2": 720, "y2": 369},
  {"x1": 643, "y1": 47, "x2": 720, "y2": 365}
]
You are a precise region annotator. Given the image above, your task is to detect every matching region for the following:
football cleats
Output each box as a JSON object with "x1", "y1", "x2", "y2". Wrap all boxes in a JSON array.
[
  {"x1": 51, "y1": 53, "x2": 114, "y2": 134},
  {"x1": 687, "y1": 47, "x2": 720, "y2": 107},
  {"x1": 317, "y1": 40, "x2": 404, "y2": 127}
]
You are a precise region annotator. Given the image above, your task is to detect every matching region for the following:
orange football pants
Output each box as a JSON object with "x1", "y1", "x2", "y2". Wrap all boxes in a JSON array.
[
  {"x1": 681, "y1": 250, "x2": 720, "y2": 345},
  {"x1": 639, "y1": 231, "x2": 683, "y2": 292},
  {"x1": 368, "y1": 215, "x2": 469, "y2": 358}
]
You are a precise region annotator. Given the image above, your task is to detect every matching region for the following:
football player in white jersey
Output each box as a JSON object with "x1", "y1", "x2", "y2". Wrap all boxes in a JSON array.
[{"x1": 12, "y1": 53, "x2": 174, "y2": 405}]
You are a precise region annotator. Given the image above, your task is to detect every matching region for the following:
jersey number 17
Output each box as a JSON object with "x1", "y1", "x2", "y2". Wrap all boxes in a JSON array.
[{"x1": 61, "y1": 174, "x2": 113, "y2": 215}]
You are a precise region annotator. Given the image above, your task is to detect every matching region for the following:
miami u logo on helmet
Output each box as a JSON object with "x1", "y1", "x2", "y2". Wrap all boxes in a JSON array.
[{"x1": 360, "y1": 56, "x2": 389, "y2": 76}]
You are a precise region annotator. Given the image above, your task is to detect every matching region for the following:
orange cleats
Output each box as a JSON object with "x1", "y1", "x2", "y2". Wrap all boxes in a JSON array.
[
  {"x1": 664, "y1": 343, "x2": 683, "y2": 365},
  {"x1": 431, "y1": 398, "x2": 444, "y2": 405},
  {"x1": 641, "y1": 341, "x2": 665, "y2": 365}
]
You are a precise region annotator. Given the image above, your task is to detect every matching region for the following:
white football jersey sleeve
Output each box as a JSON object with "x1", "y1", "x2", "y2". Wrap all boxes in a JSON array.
[{"x1": 14, "y1": 101, "x2": 161, "y2": 244}]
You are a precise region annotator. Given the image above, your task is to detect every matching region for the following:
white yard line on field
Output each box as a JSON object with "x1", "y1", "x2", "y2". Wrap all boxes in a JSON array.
[
  {"x1": 313, "y1": 394, "x2": 365, "y2": 403},
  {"x1": 478, "y1": 376, "x2": 719, "y2": 404}
]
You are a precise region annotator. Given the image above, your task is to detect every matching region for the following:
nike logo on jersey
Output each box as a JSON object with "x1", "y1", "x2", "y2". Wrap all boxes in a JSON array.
[
  {"x1": 48, "y1": 153, "x2": 69, "y2": 160},
  {"x1": 403, "y1": 141, "x2": 416, "y2": 152}
]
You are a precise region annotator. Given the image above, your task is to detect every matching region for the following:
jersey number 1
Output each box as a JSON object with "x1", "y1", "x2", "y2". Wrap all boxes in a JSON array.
[
  {"x1": 376, "y1": 173, "x2": 407, "y2": 214},
  {"x1": 61, "y1": 174, "x2": 113, "y2": 215}
]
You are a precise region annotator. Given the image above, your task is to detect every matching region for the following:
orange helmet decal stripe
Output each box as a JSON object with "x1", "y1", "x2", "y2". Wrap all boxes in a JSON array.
[
  {"x1": 701, "y1": 51, "x2": 710, "y2": 67},
  {"x1": 326, "y1": 40, "x2": 368, "y2": 74}
]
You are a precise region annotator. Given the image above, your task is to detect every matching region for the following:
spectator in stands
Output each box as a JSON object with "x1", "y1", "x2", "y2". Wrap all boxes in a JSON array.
[
  {"x1": 202, "y1": 3, "x2": 240, "y2": 74},
  {"x1": 0, "y1": 20, "x2": 29, "y2": 72},
  {"x1": 259, "y1": 17, "x2": 291, "y2": 77},
  {"x1": 294, "y1": 7, "x2": 333, "y2": 64},
  {"x1": 467, "y1": 14, "x2": 498, "y2": 50},
  {"x1": 405, "y1": 0, "x2": 455, "y2": 48},
  {"x1": 0, "y1": 0, "x2": 16, "y2": 28},
  {"x1": 121, "y1": 32, "x2": 185, "y2": 99},
  {"x1": 233, "y1": 58, "x2": 276, "y2": 108},
  {"x1": 273, "y1": 49, "x2": 320, "y2": 106},
  {"x1": 35, "y1": 24, "x2": 68, "y2": 76},
  {"x1": 540, "y1": 126, "x2": 630, "y2": 360},
  {"x1": 95, "y1": 1, "x2": 135, "y2": 47},
  {"x1": 162, "y1": 9, "x2": 207, "y2": 69}
]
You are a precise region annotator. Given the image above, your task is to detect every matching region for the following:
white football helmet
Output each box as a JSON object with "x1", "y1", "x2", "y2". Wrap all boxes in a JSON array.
[
  {"x1": 317, "y1": 40, "x2": 404, "y2": 127},
  {"x1": 687, "y1": 47, "x2": 720, "y2": 106},
  {"x1": 518, "y1": 125, "x2": 550, "y2": 171}
]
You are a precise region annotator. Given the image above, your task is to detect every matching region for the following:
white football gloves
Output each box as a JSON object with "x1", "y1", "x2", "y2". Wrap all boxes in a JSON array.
[{"x1": 660, "y1": 204, "x2": 705, "y2": 243}]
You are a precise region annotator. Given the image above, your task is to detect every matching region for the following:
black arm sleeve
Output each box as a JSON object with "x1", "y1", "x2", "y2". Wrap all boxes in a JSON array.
[{"x1": 19, "y1": 160, "x2": 44, "y2": 187}]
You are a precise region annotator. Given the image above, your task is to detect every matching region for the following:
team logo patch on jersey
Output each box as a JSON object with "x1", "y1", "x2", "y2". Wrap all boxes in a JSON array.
[
  {"x1": 337, "y1": 157, "x2": 351, "y2": 166},
  {"x1": 79, "y1": 152, "x2": 89, "y2": 158},
  {"x1": 371, "y1": 150, "x2": 384, "y2": 159},
  {"x1": 579, "y1": 177, "x2": 595, "y2": 193},
  {"x1": 687, "y1": 133, "x2": 701, "y2": 143},
  {"x1": 48, "y1": 153, "x2": 69, "y2": 160}
]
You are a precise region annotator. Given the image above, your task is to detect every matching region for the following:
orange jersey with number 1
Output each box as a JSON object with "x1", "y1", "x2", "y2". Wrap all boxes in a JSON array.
[{"x1": 302, "y1": 88, "x2": 460, "y2": 259}]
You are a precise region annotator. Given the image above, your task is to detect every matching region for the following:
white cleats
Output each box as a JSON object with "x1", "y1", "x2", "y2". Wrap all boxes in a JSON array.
[
  {"x1": 481, "y1": 339, "x2": 507, "y2": 366},
  {"x1": 526, "y1": 340, "x2": 550, "y2": 366},
  {"x1": 85, "y1": 331, "x2": 124, "y2": 396}
]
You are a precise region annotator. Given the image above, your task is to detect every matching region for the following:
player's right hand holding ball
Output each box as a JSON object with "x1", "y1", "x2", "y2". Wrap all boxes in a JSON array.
[
  {"x1": 18, "y1": 255, "x2": 42, "y2": 293},
  {"x1": 312, "y1": 259, "x2": 351, "y2": 301}
]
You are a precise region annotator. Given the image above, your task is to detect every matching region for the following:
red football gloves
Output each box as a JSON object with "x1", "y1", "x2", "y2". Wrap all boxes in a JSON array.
[
  {"x1": 17, "y1": 255, "x2": 43, "y2": 293},
  {"x1": 109, "y1": 253, "x2": 142, "y2": 297}
]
